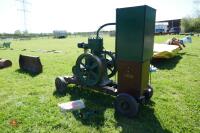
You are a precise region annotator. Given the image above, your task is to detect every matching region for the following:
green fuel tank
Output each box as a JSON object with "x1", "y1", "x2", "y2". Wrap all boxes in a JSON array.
[{"x1": 116, "y1": 5, "x2": 156, "y2": 62}]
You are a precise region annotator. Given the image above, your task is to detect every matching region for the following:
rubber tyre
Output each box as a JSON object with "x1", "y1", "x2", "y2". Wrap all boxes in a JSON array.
[
  {"x1": 144, "y1": 85, "x2": 153, "y2": 101},
  {"x1": 115, "y1": 93, "x2": 139, "y2": 118},
  {"x1": 55, "y1": 76, "x2": 67, "y2": 94}
]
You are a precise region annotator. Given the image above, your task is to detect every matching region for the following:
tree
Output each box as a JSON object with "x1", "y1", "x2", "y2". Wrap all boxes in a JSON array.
[
  {"x1": 14, "y1": 30, "x2": 21, "y2": 35},
  {"x1": 23, "y1": 30, "x2": 28, "y2": 35},
  {"x1": 181, "y1": 17, "x2": 200, "y2": 33},
  {"x1": 181, "y1": 0, "x2": 200, "y2": 33},
  {"x1": 193, "y1": 0, "x2": 200, "y2": 18},
  {"x1": 192, "y1": 17, "x2": 200, "y2": 32}
]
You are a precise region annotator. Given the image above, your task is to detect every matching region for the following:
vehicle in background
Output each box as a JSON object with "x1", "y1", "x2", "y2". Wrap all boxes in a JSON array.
[
  {"x1": 155, "y1": 29, "x2": 165, "y2": 34},
  {"x1": 155, "y1": 22, "x2": 168, "y2": 34},
  {"x1": 53, "y1": 30, "x2": 67, "y2": 38},
  {"x1": 169, "y1": 27, "x2": 180, "y2": 34}
]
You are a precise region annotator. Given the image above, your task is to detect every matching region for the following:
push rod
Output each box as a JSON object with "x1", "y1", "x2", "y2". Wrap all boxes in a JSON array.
[{"x1": 96, "y1": 23, "x2": 116, "y2": 38}]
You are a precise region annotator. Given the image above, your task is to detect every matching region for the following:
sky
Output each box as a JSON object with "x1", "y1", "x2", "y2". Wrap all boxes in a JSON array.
[{"x1": 0, "y1": 0, "x2": 198, "y2": 33}]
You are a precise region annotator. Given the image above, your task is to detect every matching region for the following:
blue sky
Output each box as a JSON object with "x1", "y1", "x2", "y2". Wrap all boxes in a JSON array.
[{"x1": 0, "y1": 0, "x2": 198, "y2": 33}]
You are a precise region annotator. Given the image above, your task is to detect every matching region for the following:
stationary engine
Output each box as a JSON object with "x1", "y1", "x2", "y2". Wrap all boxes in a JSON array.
[{"x1": 55, "y1": 5, "x2": 156, "y2": 117}]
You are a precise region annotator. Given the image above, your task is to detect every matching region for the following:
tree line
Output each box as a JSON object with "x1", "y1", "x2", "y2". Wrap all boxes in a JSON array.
[{"x1": 181, "y1": 17, "x2": 200, "y2": 33}]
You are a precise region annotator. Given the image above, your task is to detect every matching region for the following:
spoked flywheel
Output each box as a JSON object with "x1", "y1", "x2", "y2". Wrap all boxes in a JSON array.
[
  {"x1": 102, "y1": 51, "x2": 117, "y2": 78},
  {"x1": 73, "y1": 53, "x2": 103, "y2": 86}
]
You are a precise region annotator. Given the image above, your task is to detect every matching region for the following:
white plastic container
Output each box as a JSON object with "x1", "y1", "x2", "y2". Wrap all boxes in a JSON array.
[{"x1": 58, "y1": 100, "x2": 85, "y2": 111}]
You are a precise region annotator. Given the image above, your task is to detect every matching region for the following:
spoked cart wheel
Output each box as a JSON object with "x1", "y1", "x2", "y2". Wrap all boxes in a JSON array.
[
  {"x1": 55, "y1": 76, "x2": 67, "y2": 94},
  {"x1": 115, "y1": 93, "x2": 139, "y2": 117},
  {"x1": 143, "y1": 85, "x2": 153, "y2": 101}
]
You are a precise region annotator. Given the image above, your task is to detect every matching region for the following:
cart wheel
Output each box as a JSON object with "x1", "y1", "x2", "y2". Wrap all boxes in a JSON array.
[
  {"x1": 115, "y1": 93, "x2": 139, "y2": 117},
  {"x1": 55, "y1": 76, "x2": 67, "y2": 94},
  {"x1": 144, "y1": 85, "x2": 153, "y2": 101}
]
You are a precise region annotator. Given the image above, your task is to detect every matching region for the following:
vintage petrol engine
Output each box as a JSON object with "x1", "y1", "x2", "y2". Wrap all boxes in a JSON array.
[{"x1": 55, "y1": 5, "x2": 156, "y2": 117}]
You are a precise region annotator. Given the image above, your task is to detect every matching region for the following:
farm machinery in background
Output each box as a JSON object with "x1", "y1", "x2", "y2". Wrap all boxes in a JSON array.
[{"x1": 55, "y1": 5, "x2": 156, "y2": 117}]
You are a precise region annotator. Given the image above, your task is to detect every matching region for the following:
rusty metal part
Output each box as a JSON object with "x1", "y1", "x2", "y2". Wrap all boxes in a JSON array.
[
  {"x1": 19, "y1": 54, "x2": 42, "y2": 74},
  {"x1": 0, "y1": 59, "x2": 12, "y2": 69},
  {"x1": 55, "y1": 75, "x2": 118, "y2": 95},
  {"x1": 117, "y1": 60, "x2": 150, "y2": 99}
]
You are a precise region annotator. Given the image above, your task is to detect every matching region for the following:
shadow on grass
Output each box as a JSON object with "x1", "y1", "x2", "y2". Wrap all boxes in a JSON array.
[
  {"x1": 114, "y1": 102, "x2": 172, "y2": 133},
  {"x1": 151, "y1": 55, "x2": 182, "y2": 70},
  {"x1": 15, "y1": 69, "x2": 41, "y2": 77},
  {"x1": 53, "y1": 87, "x2": 171, "y2": 132},
  {"x1": 53, "y1": 86, "x2": 114, "y2": 128},
  {"x1": 178, "y1": 52, "x2": 198, "y2": 57}
]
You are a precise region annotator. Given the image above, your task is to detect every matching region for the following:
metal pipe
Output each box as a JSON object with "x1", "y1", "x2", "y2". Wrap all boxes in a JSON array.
[{"x1": 96, "y1": 23, "x2": 116, "y2": 38}]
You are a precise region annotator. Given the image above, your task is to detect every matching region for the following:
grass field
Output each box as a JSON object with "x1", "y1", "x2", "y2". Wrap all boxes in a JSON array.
[{"x1": 0, "y1": 35, "x2": 199, "y2": 133}]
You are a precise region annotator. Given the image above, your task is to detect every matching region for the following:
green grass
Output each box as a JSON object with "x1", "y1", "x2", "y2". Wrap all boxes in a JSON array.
[{"x1": 0, "y1": 35, "x2": 200, "y2": 133}]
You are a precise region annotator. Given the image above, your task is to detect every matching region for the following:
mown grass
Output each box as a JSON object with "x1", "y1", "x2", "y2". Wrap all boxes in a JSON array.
[{"x1": 0, "y1": 35, "x2": 200, "y2": 133}]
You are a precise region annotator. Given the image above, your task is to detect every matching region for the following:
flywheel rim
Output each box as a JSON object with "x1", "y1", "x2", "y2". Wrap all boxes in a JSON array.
[{"x1": 74, "y1": 53, "x2": 103, "y2": 86}]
